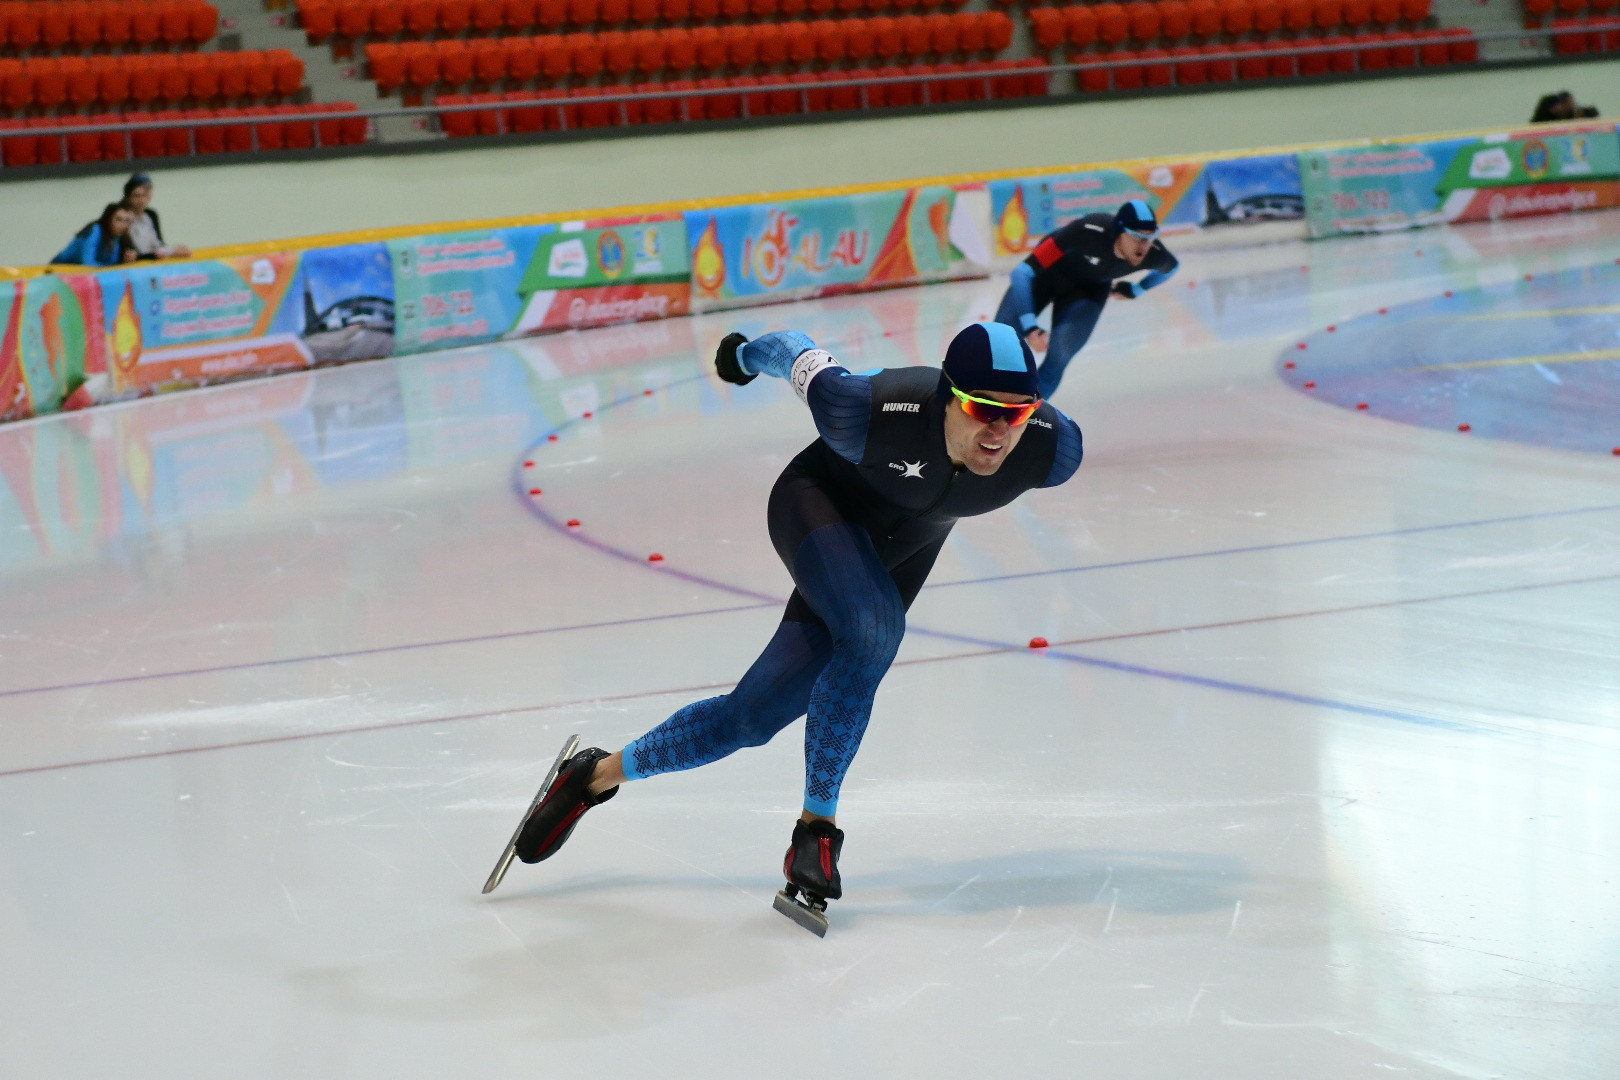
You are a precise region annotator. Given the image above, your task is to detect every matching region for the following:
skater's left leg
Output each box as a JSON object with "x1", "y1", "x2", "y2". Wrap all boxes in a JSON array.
[{"x1": 1036, "y1": 295, "x2": 1105, "y2": 398}]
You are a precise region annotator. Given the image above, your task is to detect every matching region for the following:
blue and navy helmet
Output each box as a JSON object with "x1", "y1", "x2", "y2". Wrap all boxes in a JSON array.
[
  {"x1": 1114, "y1": 199, "x2": 1158, "y2": 236},
  {"x1": 942, "y1": 321, "x2": 1039, "y2": 398}
]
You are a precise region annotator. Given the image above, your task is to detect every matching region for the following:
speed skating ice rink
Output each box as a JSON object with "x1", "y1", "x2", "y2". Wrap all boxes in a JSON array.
[{"x1": 2, "y1": 211, "x2": 1617, "y2": 1080}]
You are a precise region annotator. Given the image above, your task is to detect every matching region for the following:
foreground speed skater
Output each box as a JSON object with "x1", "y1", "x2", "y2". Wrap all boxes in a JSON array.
[
  {"x1": 995, "y1": 200, "x2": 1179, "y2": 397},
  {"x1": 488, "y1": 321, "x2": 1083, "y2": 935}
]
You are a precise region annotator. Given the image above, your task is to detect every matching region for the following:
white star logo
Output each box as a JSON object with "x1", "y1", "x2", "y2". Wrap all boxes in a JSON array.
[{"x1": 900, "y1": 461, "x2": 925, "y2": 479}]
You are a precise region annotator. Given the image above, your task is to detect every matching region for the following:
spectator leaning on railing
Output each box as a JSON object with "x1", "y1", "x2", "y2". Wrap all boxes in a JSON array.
[
  {"x1": 51, "y1": 203, "x2": 139, "y2": 268},
  {"x1": 120, "y1": 173, "x2": 192, "y2": 261}
]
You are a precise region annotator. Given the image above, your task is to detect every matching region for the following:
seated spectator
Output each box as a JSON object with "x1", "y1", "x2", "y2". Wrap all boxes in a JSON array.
[
  {"x1": 121, "y1": 173, "x2": 192, "y2": 261},
  {"x1": 1532, "y1": 91, "x2": 1599, "y2": 123},
  {"x1": 51, "y1": 203, "x2": 138, "y2": 267}
]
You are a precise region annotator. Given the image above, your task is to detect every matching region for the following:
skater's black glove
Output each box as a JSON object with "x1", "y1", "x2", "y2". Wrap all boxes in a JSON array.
[
  {"x1": 715, "y1": 332, "x2": 756, "y2": 385},
  {"x1": 1111, "y1": 281, "x2": 1139, "y2": 300}
]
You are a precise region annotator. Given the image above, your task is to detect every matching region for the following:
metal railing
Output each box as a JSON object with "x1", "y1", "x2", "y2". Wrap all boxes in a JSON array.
[{"x1": 2, "y1": 19, "x2": 1611, "y2": 163}]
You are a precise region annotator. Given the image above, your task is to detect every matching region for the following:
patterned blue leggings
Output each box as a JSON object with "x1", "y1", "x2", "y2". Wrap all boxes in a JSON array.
[{"x1": 622, "y1": 522, "x2": 908, "y2": 817}]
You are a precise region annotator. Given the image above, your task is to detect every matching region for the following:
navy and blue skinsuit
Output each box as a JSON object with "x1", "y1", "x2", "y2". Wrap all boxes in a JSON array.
[
  {"x1": 621, "y1": 331, "x2": 1084, "y2": 816},
  {"x1": 995, "y1": 212, "x2": 1178, "y2": 397}
]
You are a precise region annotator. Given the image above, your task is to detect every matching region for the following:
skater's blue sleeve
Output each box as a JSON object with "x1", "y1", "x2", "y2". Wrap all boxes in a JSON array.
[
  {"x1": 1118, "y1": 247, "x2": 1179, "y2": 298},
  {"x1": 737, "y1": 331, "x2": 872, "y2": 464},
  {"x1": 1039, "y1": 411, "x2": 1084, "y2": 487},
  {"x1": 1002, "y1": 262, "x2": 1041, "y2": 331}
]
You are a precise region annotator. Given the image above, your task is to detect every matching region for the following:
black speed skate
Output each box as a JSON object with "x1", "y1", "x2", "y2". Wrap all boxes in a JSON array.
[
  {"x1": 481, "y1": 735, "x2": 617, "y2": 894},
  {"x1": 772, "y1": 818, "x2": 844, "y2": 937}
]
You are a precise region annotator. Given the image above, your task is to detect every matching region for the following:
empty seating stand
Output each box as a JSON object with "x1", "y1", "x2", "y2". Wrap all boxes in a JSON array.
[
  {"x1": 0, "y1": 102, "x2": 366, "y2": 167},
  {"x1": 0, "y1": 1, "x2": 220, "y2": 54},
  {"x1": 0, "y1": 51, "x2": 306, "y2": 114}
]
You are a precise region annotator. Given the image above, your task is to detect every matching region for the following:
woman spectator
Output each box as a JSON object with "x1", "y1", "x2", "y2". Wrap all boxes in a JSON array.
[
  {"x1": 120, "y1": 172, "x2": 192, "y2": 261},
  {"x1": 51, "y1": 203, "x2": 138, "y2": 267}
]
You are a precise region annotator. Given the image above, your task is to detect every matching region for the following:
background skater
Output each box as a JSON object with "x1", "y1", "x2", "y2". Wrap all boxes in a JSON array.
[
  {"x1": 503, "y1": 320, "x2": 1083, "y2": 934},
  {"x1": 995, "y1": 200, "x2": 1179, "y2": 397}
]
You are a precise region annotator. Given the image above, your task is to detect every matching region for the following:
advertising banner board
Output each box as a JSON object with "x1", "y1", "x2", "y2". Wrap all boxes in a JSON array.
[
  {"x1": 685, "y1": 184, "x2": 991, "y2": 312},
  {"x1": 507, "y1": 214, "x2": 691, "y2": 335}
]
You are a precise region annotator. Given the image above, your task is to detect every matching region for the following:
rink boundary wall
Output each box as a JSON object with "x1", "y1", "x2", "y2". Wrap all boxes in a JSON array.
[{"x1": 2, "y1": 116, "x2": 1617, "y2": 423}]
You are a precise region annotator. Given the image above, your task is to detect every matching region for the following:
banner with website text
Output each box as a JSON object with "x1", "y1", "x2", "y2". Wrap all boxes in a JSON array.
[{"x1": 1299, "y1": 122, "x2": 1620, "y2": 237}]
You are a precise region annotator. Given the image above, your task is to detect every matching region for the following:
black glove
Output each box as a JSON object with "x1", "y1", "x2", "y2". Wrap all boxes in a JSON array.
[
  {"x1": 714, "y1": 332, "x2": 756, "y2": 385},
  {"x1": 1110, "y1": 281, "x2": 1137, "y2": 299}
]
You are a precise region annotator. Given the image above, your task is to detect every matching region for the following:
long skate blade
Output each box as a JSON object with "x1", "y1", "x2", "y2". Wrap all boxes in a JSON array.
[
  {"x1": 481, "y1": 733, "x2": 581, "y2": 895},
  {"x1": 773, "y1": 889, "x2": 829, "y2": 937}
]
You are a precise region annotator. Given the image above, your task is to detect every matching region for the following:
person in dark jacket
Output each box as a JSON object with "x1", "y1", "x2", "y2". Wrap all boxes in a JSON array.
[
  {"x1": 51, "y1": 203, "x2": 137, "y2": 267},
  {"x1": 120, "y1": 172, "x2": 191, "y2": 260},
  {"x1": 994, "y1": 200, "x2": 1179, "y2": 397},
  {"x1": 505, "y1": 322, "x2": 1084, "y2": 928}
]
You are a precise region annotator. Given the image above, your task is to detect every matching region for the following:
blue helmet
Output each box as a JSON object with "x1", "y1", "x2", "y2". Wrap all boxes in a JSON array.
[
  {"x1": 942, "y1": 321, "x2": 1038, "y2": 398},
  {"x1": 1114, "y1": 199, "x2": 1158, "y2": 236}
]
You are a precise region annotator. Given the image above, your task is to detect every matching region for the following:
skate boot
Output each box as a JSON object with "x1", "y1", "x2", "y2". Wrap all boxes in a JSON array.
[
  {"x1": 513, "y1": 746, "x2": 618, "y2": 864},
  {"x1": 773, "y1": 818, "x2": 844, "y2": 937}
]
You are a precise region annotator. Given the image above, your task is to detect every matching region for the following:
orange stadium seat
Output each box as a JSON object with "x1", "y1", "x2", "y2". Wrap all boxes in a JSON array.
[
  {"x1": 242, "y1": 105, "x2": 281, "y2": 150},
  {"x1": 404, "y1": 0, "x2": 437, "y2": 35},
  {"x1": 1417, "y1": 28, "x2": 1450, "y2": 64},
  {"x1": 29, "y1": 116, "x2": 65, "y2": 165},
  {"x1": 719, "y1": 0, "x2": 746, "y2": 16},
  {"x1": 755, "y1": 73, "x2": 799, "y2": 116},
  {"x1": 163, "y1": 0, "x2": 194, "y2": 46},
  {"x1": 1186, "y1": 0, "x2": 1221, "y2": 35},
  {"x1": 1109, "y1": 50, "x2": 1144, "y2": 88},
  {"x1": 472, "y1": 38, "x2": 508, "y2": 82},
  {"x1": 718, "y1": 24, "x2": 754, "y2": 66},
  {"x1": 640, "y1": 82, "x2": 680, "y2": 123},
  {"x1": 757, "y1": 22, "x2": 788, "y2": 64},
  {"x1": 443, "y1": 93, "x2": 482, "y2": 136},
  {"x1": 188, "y1": 108, "x2": 222, "y2": 153},
  {"x1": 1251, "y1": 0, "x2": 1282, "y2": 33},
  {"x1": 1073, "y1": 54, "x2": 1109, "y2": 91},
  {"x1": 247, "y1": 51, "x2": 279, "y2": 96},
  {"x1": 97, "y1": 58, "x2": 130, "y2": 107},
  {"x1": 691, "y1": 0, "x2": 719, "y2": 20},
  {"x1": 752, "y1": 0, "x2": 780, "y2": 17},
  {"x1": 1200, "y1": 42, "x2": 1234, "y2": 79},
  {"x1": 534, "y1": 0, "x2": 565, "y2": 26},
  {"x1": 1283, "y1": 0, "x2": 1312, "y2": 31},
  {"x1": 982, "y1": 8, "x2": 1013, "y2": 48},
  {"x1": 1170, "y1": 43, "x2": 1206, "y2": 81},
  {"x1": 33, "y1": 58, "x2": 66, "y2": 109},
  {"x1": 693, "y1": 77, "x2": 734, "y2": 119},
  {"x1": 502, "y1": 89, "x2": 543, "y2": 132},
  {"x1": 0, "y1": 60, "x2": 25, "y2": 113},
  {"x1": 536, "y1": 34, "x2": 571, "y2": 78},
  {"x1": 1094, "y1": 3, "x2": 1130, "y2": 45},
  {"x1": 781, "y1": 21, "x2": 815, "y2": 63},
  {"x1": 1220, "y1": 0, "x2": 1253, "y2": 34},
  {"x1": 688, "y1": 25, "x2": 722, "y2": 69},
  {"x1": 280, "y1": 104, "x2": 315, "y2": 148},
  {"x1": 438, "y1": 40, "x2": 473, "y2": 86},
  {"x1": 473, "y1": 0, "x2": 505, "y2": 31},
  {"x1": 505, "y1": 0, "x2": 537, "y2": 29},
  {"x1": 163, "y1": 110, "x2": 193, "y2": 156},
  {"x1": 1297, "y1": 35, "x2": 1330, "y2": 72},
  {"x1": 826, "y1": 19, "x2": 857, "y2": 61},
  {"x1": 570, "y1": 32, "x2": 605, "y2": 78},
  {"x1": 1312, "y1": 0, "x2": 1341, "y2": 28},
  {"x1": 1158, "y1": 1, "x2": 1192, "y2": 39},
  {"x1": 1324, "y1": 34, "x2": 1356, "y2": 70},
  {"x1": 845, "y1": 19, "x2": 876, "y2": 62},
  {"x1": 191, "y1": 0, "x2": 218, "y2": 43},
  {"x1": 95, "y1": 113, "x2": 130, "y2": 161},
  {"x1": 1400, "y1": 0, "x2": 1430, "y2": 18},
  {"x1": 474, "y1": 92, "x2": 506, "y2": 134},
  {"x1": 1339, "y1": 0, "x2": 1369, "y2": 25},
  {"x1": 1066, "y1": 6, "x2": 1098, "y2": 48},
  {"x1": 101, "y1": 1, "x2": 133, "y2": 47},
  {"x1": 271, "y1": 50, "x2": 304, "y2": 95},
  {"x1": 1354, "y1": 31, "x2": 1389, "y2": 68},
  {"x1": 1264, "y1": 39, "x2": 1296, "y2": 75},
  {"x1": 1446, "y1": 27, "x2": 1477, "y2": 61},
  {"x1": 1386, "y1": 29, "x2": 1416, "y2": 65},
  {"x1": 402, "y1": 41, "x2": 438, "y2": 87},
  {"x1": 1368, "y1": 0, "x2": 1398, "y2": 22},
  {"x1": 61, "y1": 56, "x2": 96, "y2": 108},
  {"x1": 1138, "y1": 47, "x2": 1172, "y2": 84},
  {"x1": 777, "y1": 0, "x2": 805, "y2": 15},
  {"x1": 7, "y1": 6, "x2": 43, "y2": 52},
  {"x1": 1126, "y1": 2, "x2": 1160, "y2": 41},
  {"x1": 40, "y1": 4, "x2": 71, "y2": 49},
  {"x1": 503, "y1": 36, "x2": 540, "y2": 80},
  {"x1": 180, "y1": 52, "x2": 214, "y2": 99},
  {"x1": 891, "y1": 13, "x2": 923, "y2": 54},
  {"x1": 1229, "y1": 39, "x2": 1265, "y2": 76},
  {"x1": 215, "y1": 107, "x2": 250, "y2": 152},
  {"x1": 441, "y1": 0, "x2": 473, "y2": 34},
  {"x1": 627, "y1": 0, "x2": 658, "y2": 20},
  {"x1": 148, "y1": 54, "x2": 183, "y2": 100},
  {"x1": 957, "y1": 11, "x2": 986, "y2": 51},
  {"x1": 335, "y1": 0, "x2": 370, "y2": 38},
  {"x1": 366, "y1": 43, "x2": 404, "y2": 92},
  {"x1": 927, "y1": 12, "x2": 958, "y2": 53},
  {"x1": 301, "y1": 0, "x2": 335, "y2": 41},
  {"x1": 630, "y1": 28, "x2": 665, "y2": 72},
  {"x1": 67, "y1": 2, "x2": 101, "y2": 50}
]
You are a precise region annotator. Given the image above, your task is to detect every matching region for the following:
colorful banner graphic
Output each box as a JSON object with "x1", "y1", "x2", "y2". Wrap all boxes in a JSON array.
[
  {"x1": 685, "y1": 184, "x2": 991, "y2": 311},
  {"x1": 991, "y1": 155, "x2": 1303, "y2": 259},
  {"x1": 507, "y1": 214, "x2": 691, "y2": 335},
  {"x1": 390, "y1": 225, "x2": 550, "y2": 354},
  {"x1": 1302, "y1": 123, "x2": 1620, "y2": 236},
  {"x1": 0, "y1": 273, "x2": 105, "y2": 419}
]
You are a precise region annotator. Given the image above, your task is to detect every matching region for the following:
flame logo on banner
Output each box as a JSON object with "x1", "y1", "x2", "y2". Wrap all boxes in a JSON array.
[
  {"x1": 111, "y1": 280, "x2": 142, "y2": 384},
  {"x1": 692, "y1": 217, "x2": 726, "y2": 298},
  {"x1": 997, "y1": 186, "x2": 1029, "y2": 256}
]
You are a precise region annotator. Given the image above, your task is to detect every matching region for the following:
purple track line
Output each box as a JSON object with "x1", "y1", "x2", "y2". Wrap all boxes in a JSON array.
[
  {"x1": 513, "y1": 375, "x2": 1619, "y2": 738},
  {"x1": 5, "y1": 568, "x2": 1613, "y2": 778}
]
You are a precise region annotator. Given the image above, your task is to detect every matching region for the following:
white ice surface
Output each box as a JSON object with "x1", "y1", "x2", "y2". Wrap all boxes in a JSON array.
[{"x1": 2, "y1": 213, "x2": 1619, "y2": 1080}]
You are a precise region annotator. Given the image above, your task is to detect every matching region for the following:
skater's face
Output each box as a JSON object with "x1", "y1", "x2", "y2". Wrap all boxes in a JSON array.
[
  {"x1": 1114, "y1": 230, "x2": 1154, "y2": 265},
  {"x1": 944, "y1": 388, "x2": 1035, "y2": 475}
]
